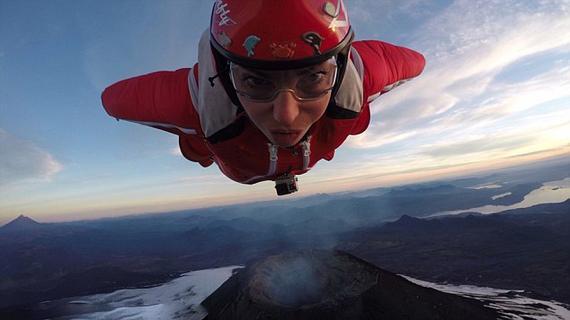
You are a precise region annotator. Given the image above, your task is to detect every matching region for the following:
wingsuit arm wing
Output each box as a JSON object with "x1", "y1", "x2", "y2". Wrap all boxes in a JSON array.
[
  {"x1": 101, "y1": 68, "x2": 201, "y2": 136},
  {"x1": 101, "y1": 67, "x2": 216, "y2": 167},
  {"x1": 352, "y1": 40, "x2": 425, "y2": 103}
]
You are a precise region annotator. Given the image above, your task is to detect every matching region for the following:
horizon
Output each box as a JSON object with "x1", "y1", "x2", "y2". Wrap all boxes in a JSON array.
[
  {"x1": 1, "y1": 151, "x2": 568, "y2": 226},
  {"x1": 1, "y1": 0, "x2": 569, "y2": 223}
]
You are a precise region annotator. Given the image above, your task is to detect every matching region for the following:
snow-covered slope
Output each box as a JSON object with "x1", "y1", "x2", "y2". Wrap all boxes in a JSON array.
[
  {"x1": 53, "y1": 266, "x2": 242, "y2": 320},
  {"x1": 404, "y1": 276, "x2": 570, "y2": 320}
]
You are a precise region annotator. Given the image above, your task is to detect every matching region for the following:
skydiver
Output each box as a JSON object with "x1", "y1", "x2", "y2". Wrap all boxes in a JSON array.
[{"x1": 101, "y1": 0, "x2": 426, "y2": 196}]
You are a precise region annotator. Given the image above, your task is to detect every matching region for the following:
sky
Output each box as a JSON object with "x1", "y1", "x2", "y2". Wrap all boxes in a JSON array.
[{"x1": 1, "y1": 0, "x2": 569, "y2": 224}]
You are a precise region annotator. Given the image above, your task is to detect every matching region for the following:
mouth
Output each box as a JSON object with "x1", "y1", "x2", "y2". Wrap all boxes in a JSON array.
[
  {"x1": 269, "y1": 130, "x2": 304, "y2": 146},
  {"x1": 270, "y1": 130, "x2": 303, "y2": 135}
]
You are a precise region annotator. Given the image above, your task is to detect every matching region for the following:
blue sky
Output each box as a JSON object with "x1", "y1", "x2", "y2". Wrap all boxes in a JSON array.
[{"x1": 1, "y1": 0, "x2": 569, "y2": 223}]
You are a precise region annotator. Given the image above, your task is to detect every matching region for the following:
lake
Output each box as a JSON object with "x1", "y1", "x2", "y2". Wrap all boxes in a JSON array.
[{"x1": 431, "y1": 177, "x2": 570, "y2": 217}]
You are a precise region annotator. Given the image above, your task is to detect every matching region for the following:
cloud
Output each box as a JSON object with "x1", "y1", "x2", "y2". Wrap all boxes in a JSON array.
[
  {"x1": 347, "y1": 0, "x2": 445, "y2": 40},
  {"x1": 421, "y1": 135, "x2": 537, "y2": 158},
  {"x1": 0, "y1": 129, "x2": 63, "y2": 187},
  {"x1": 350, "y1": 0, "x2": 570, "y2": 157},
  {"x1": 170, "y1": 146, "x2": 183, "y2": 157}
]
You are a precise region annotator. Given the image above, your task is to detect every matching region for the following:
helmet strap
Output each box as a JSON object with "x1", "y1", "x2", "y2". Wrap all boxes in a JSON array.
[
  {"x1": 328, "y1": 35, "x2": 352, "y2": 105},
  {"x1": 205, "y1": 45, "x2": 248, "y2": 144},
  {"x1": 210, "y1": 44, "x2": 245, "y2": 115},
  {"x1": 325, "y1": 31, "x2": 357, "y2": 118}
]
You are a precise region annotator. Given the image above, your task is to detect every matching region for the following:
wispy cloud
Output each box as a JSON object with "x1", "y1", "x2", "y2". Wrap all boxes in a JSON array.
[
  {"x1": 0, "y1": 129, "x2": 63, "y2": 187},
  {"x1": 343, "y1": 109, "x2": 570, "y2": 176},
  {"x1": 422, "y1": 135, "x2": 537, "y2": 159},
  {"x1": 347, "y1": 0, "x2": 444, "y2": 41},
  {"x1": 349, "y1": 0, "x2": 570, "y2": 157}
]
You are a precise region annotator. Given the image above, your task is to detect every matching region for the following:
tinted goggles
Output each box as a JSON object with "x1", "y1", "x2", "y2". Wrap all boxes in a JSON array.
[{"x1": 229, "y1": 57, "x2": 338, "y2": 102}]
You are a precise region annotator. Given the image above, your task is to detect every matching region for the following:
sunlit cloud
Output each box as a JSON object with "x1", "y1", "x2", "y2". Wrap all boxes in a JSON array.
[
  {"x1": 0, "y1": 129, "x2": 63, "y2": 187},
  {"x1": 349, "y1": 0, "x2": 570, "y2": 157},
  {"x1": 422, "y1": 136, "x2": 535, "y2": 159}
]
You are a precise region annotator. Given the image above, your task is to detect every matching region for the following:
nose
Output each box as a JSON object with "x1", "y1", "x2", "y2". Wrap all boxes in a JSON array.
[{"x1": 272, "y1": 90, "x2": 300, "y2": 126}]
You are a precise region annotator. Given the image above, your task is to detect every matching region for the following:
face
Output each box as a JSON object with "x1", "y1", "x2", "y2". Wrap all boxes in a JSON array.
[
  {"x1": 231, "y1": 60, "x2": 336, "y2": 147},
  {"x1": 238, "y1": 91, "x2": 330, "y2": 147}
]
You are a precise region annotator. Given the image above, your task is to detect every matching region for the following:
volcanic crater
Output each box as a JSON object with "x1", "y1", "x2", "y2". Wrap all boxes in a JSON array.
[{"x1": 202, "y1": 250, "x2": 500, "y2": 320}]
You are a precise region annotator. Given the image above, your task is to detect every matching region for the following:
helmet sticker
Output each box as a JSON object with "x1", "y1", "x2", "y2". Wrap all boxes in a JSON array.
[
  {"x1": 218, "y1": 32, "x2": 232, "y2": 49},
  {"x1": 214, "y1": 0, "x2": 236, "y2": 26},
  {"x1": 302, "y1": 32, "x2": 324, "y2": 55},
  {"x1": 243, "y1": 35, "x2": 261, "y2": 57},
  {"x1": 323, "y1": 2, "x2": 339, "y2": 18},
  {"x1": 270, "y1": 42, "x2": 297, "y2": 59},
  {"x1": 329, "y1": 1, "x2": 349, "y2": 31},
  {"x1": 210, "y1": 0, "x2": 352, "y2": 65}
]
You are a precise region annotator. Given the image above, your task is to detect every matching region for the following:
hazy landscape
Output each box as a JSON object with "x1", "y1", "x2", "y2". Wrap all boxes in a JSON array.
[{"x1": 1, "y1": 155, "x2": 569, "y2": 319}]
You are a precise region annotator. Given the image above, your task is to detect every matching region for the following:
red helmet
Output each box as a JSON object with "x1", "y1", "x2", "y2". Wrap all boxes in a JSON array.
[
  {"x1": 208, "y1": 0, "x2": 355, "y2": 132},
  {"x1": 210, "y1": 0, "x2": 354, "y2": 70}
]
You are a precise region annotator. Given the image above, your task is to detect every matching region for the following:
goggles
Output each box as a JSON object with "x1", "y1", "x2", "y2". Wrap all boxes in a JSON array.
[{"x1": 229, "y1": 57, "x2": 338, "y2": 102}]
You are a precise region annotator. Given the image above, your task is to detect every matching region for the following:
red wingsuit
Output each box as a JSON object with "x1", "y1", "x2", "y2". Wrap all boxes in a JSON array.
[{"x1": 102, "y1": 31, "x2": 425, "y2": 186}]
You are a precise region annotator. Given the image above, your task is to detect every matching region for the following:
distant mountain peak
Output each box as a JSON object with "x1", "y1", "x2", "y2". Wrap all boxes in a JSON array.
[
  {"x1": 1, "y1": 214, "x2": 42, "y2": 231},
  {"x1": 397, "y1": 214, "x2": 422, "y2": 223},
  {"x1": 383, "y1": 215, "x2": 426, "y2": 230},
  {"x1": 13, "y1": 214, "x2": 39, "y2": 223},
  {"x1": 389, "y1": 184, "x2": 458, "y2": 195}
]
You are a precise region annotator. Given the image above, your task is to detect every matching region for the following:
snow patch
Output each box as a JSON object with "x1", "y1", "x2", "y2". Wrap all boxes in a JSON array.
[
  {"x1": 57, "y1": 265, "x2": 242, "y2": 320},
  {"x1": 403, "y1": 276, "x2": 570, "y2": 320},
  {"x1": 492, "y1": 192, "x2": 512, "y2": 200},
  {"x1": 468, "y1": 183, "x2": 503, "y2": 190}
]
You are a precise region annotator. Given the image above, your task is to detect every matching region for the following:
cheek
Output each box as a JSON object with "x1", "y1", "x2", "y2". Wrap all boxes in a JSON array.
[
  {"x1": 240, "y1": 100, "x2": 272, "y2": 125},
  {"x1": 302, "y1": 100, "x2": 329, "y2": 122},
  {"x1": 240, "y1": 99, "x2": 265, "y2": 116}
]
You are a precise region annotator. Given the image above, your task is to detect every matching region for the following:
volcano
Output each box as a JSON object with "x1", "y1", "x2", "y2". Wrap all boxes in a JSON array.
[
  {"x1": 0, "y1": 214, "x2": 42, "y2": 232},
  {"x1": 202, "y1": 250, "x2": 499, "y2": 320}
]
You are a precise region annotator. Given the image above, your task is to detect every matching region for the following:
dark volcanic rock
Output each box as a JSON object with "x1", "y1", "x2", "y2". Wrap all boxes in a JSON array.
[{"x1": 202, "y1": 250, "x2": 499, "y2": 320}]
